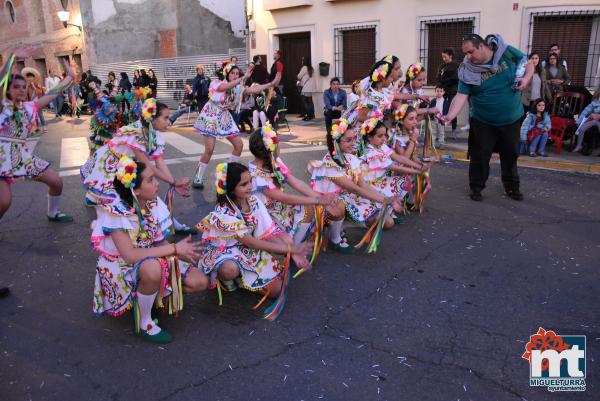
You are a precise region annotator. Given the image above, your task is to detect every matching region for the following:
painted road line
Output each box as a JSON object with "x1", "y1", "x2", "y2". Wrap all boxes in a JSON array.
[
  {"x1": 60, "y1": 137, "x2": 90, "y2": 168},
  {"x1": 59, "y1": 145, "x2": 327, "y2": 177},
  {"x1": 162, "y1": 131, "x2": 204, "y2": 155}
]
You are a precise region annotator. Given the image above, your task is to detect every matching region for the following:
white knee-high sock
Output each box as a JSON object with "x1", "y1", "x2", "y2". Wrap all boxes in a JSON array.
[
  {"x1": 293, "y1": 222, "x2": 312, "y2": 245},
  {"x1": 137, "y1": 291, "x2": 160, "y2": 335},
  {"x1": 195, "y1": 162, "x2": 208, "y2": 182},
  {"x1": 47, "y1": 195, "x2": 61, "y2": 217},
  {"x1": 229, "y1": 154, "x2": 240, "y2": 163},
  {"x1": 328, "y1": 219, "x2": 344, "y2": 244}
]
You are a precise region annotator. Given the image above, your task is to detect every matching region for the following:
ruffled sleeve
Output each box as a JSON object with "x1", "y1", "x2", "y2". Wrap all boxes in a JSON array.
[
  {"x1": 149, "y1": 198, "x2": 173, "y2": 243},
  {"x1": 249, "y1": 163, "x2": 278, "y2": 192},
  {"x1": 362, "y1": 145, "x2": 393, "y2": 181},
  {"x1": 108, "y1": 121, "x2": 144, "y2": 157},
  {"x1": 196, "y1": 204, "x2": 249, "y2": 248},
  {"x1": 248, "y1": 195, "x2": 281, "y2": 240},
  {"x1": 91, "y1": 202, "x2": 137, "y2": 259},
  {"x1": 308, "y1": 154, "x2": 346, "y2": 195},
  {"x1": 208, "y1": 80, "x2": 225, "y2": 103}
]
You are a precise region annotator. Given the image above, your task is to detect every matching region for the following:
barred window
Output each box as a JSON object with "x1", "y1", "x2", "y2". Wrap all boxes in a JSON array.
[
  {"x1": 528, "y1": 10, "x2": 600, "y2": 88},
  {"x1": 334, "y1": 24, "x2": 377, "y2": 84},
  {"x1": 419, "y1": 17, "x2": 475, "y2": 86}
]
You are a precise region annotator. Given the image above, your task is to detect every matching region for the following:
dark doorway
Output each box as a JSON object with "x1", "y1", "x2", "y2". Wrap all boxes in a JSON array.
[{"x1": 278, "y1": 32, "x2": 311, "y2": 114}]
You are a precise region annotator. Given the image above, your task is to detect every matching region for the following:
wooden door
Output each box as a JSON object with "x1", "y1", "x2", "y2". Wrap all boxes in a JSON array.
[{"x1": 278, "y1": 32, "x2": 311, "y2": 114}]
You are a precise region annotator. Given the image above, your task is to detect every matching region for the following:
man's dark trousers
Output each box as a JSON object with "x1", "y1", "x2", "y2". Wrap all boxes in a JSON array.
[{"x1": 324, "y1": 110, "x2": 342, "y2": 135}]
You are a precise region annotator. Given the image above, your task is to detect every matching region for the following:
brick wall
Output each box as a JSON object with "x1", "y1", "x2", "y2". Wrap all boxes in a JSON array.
[{"x1": 159, "y1": 29, "x2": 178, "y2": 58}]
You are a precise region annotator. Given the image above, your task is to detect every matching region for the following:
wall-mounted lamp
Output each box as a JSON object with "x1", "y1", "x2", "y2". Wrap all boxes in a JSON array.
[{"x1": 57, "y1": 11, "x2": 82, "y2": 32}]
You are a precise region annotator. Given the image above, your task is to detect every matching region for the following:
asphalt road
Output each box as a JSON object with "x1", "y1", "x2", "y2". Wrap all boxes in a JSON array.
[{"x1": 1, "y1": 116, "x2": 599, "y2": 401}]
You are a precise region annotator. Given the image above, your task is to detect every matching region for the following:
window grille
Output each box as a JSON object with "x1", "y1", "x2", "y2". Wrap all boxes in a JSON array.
[{"x1": 334, "y1": 24, "x2": 377, "y2": 84}]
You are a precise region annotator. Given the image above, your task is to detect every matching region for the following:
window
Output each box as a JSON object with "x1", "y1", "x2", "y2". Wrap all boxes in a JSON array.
[
  {"x1": 528, "y1": 10, "x2": 600, "y2": 87},
  {"x1": 419, "y1": 17, "x2": 476, "y2": 86},
  {"x1": 334, "y1": 24, "x2": 377, "y2": 84},
  {"x1": 5, "y1": 1, "x2": 15, "y2": 23}
]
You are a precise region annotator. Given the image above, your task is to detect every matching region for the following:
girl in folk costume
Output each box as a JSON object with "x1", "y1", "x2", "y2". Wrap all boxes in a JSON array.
[
  {"x1": 92, "y1": 158, "x2": 208, "y2": 343},
  {"x1": 399, "y1": 63, "x2": 438, "y2": 118},
  {"x1": 195, "y1": 163, "x2": 310, "y2": 317},
  {"x1": 361, "y1": 60, "x2": 396, "y2": 117},
  {"x1": 81, "y1": 99, "x2": 196, "y2": 234},
  {"x1": 309, "y1": 122, "x2": 401, "y2": 253},
  {"x1": 248, "y1": 125, "x2": 335, "y2": 246},
  {"x1": 358, "y1": 55, "x2": 403, "y2": 102},
  {"x1": 192, "y1": 63, "x2": 281, "y2": 189},
  {"x1": 359, "y1": 118, "x2": 424, "y2": 205},
  {"x1": 0, "y1": 52, "x2": 76, "y2": 222}
]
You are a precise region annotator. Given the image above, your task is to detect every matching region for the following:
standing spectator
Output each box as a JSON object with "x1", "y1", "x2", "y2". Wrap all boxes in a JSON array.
[
  {"x1": 270, "y1": 50, "x2": 284, "y2": 94},
  {"x1": 105, "y1": 71, "x2": 117, "y2": 95},
  {"x1": 191, "y1": 64, "x2": 211, "y2": 111},
  {"x1": 436, "y1": 47, "x2": 459, "y2": 137},
  {"x1": 45, "y1": 70, "x2": 63, "y2": 118},
  {"x1": 148, "y1": 68, "x2": 158, "y2": 98},
  {"x1": 297, "y1": 56, "x2": 315, "y2": 121},
  {"x1": 250, "y1": 55, "x2": 269, "y2": 84},
  {"x1": 521, "y1": 52, "x2": 543, "y2": 114},
  {"x1": 542, "y1": 44, "x2": 568, "y2": 70},
  {"x1": 230, "y1": 56, "x2": 238, "y2": 65},
  {"x1": 542, "y1": 53, "x2": 569, "y2": 105},
  {"x1": 431, "y1": 85, "x2": 449, "y2": 148},
  {"x1": 443, "y1": 33, "x2": 533, "y2": 202},
  {"x1": 139, "y1": 69, "x2": 150, "y2": 88},
  {"x1": 323, "y1": 77, "x2": 347, "y2": 135},
  {"x1": 133, "y1": 69, "x2": 141, "y2": 88},
  {"x1": 119, "y1": 72, "x2": 132, "y2": 112},
  {"x1": 23, "y1": 68, "x2": 47, "y2": 132}
]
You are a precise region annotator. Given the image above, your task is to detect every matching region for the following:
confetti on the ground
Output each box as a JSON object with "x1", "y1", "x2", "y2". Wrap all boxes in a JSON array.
[{"x1": 342, "y1": 382, "x2": 349, "y2": 388}]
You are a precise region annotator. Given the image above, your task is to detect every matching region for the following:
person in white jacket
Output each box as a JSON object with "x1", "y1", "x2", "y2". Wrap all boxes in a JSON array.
[{"x1": 297, "y1": 57, "x2": 316, "y2": 120}]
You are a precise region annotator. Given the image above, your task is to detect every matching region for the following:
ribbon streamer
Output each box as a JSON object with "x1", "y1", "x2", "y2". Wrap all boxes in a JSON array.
[
  {"x1": 263, "y1": 251, "x2": 291, "y2": 321},
  {"x1": 0, "y1": 54, "x2": 16, "y2": 99}
]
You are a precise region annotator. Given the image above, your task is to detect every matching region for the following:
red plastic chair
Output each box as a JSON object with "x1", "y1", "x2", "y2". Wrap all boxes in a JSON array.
[{"x1": 549, "y1": 116, "x2": 568, "y2": 154}]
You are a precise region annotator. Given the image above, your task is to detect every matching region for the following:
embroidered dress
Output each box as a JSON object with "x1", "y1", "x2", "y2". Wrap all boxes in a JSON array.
[
  {"x1": 80, "y1": 120, "x2": 165, "y2": 206},
  {"x1": 400, "y1": 85, "x2": 425, "y2": 109},
  {"x1": 249, "y1": 160, "x2": 308, "y2": 239},
  {"x1": 362, "y1": 143, "x2": 410, "y2": 199},
  {"x1": 193, "y1": 80, "x2": 241, "y2": 138},
  {"x1": 309, "y1": 153, "x2": 380, "y2": 223},
  {"x1": 197, "y1": 195, "x2": 284, "y2": 290},
  {"x1": 92, "y1": 198, "x2": 194, "y2": 316},
  {"x1": 0, "y1": 100, "x2": 49, "y2": 182},
  {"x1": 363, "y1": 87, "x2": 394, "y2": 116}
]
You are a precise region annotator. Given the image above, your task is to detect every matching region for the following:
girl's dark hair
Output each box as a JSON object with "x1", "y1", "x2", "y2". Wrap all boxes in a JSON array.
[
  {"x1": 6, "y1": 74, "x2": 26, "y2": 100},
  {"x1": 547, "y1": 52, "x2": 560, "y2": 66},
  {"x1": 249, "y1": 128, "x2": 280, "y2": 187},
  {"x1": 140, "y1": 69, "x2": 148, "y2": 77},
  {"x1": 326, "y1": 131, "x2": 345, "y2": 168},
  {"x1": 530, "y1": 98, "x2": 546, "y2": 113},
  {"x1": 369, "y1": 60, "x2": 393, "y2": 88},
  {"x1": 108, "y1": 71, "x2": 116, "y2": 79},
  {"x1": 302, "y1": 56, "x2": 314, "y2": 77},
  {"x1": 404, "y1": 66, "x2": 426, "y2": 86},
  {"x1": 148, "y1": 68, "x2": 155, "y2": 76},
  {"x1": 216, "y1": 162, "x2": 249, "y2": 205},
  {"x1": 528, "y1": 52, "x2": 542, "y2": 76},
  {"x1": 363, "y1": 120, "x2": 387, "y2": 144},
  {"x1": 114, "y1": 161, "x2": 147, "y2": 207},
  {"x1": 398, "y1": 106, "x2": 417, "y2": 126},
  {"x1": 226, "y1": 65, "x2": 241, "y2": 82},
  {"x1": 141, "y1": 101, "x2": 169, "y2": 127},
  {"x1": 120, "y1": 72, "x2": 129, "y2": 80}
]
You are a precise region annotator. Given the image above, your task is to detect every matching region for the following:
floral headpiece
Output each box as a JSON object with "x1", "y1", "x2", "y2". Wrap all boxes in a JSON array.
[
  {"x1": 260, "y1": 125, "x2": 288, "y2": 187},
  {"x1": 215, "y1": 163, "x2": 228, "y2": 195},
  {"x1": 141, "y1": 98, "x2": 157, "y2": 122},
  {"x1": 407, "y1": 63, "x2": 424, "y2": 81},
  {"x1": 394, "y1": 104, "x2": 410, "y2": 121},
  {"x1": 331, "y1": 118, "x2": 349, "y2": 141},
  {"x1": 260, "y1": 124, "x2": 279, "y2": 152},
  {"x1": 371, "y1": 63, "x2": 390, "y2": 82},
  {"x1": 134, "y1": 86, "x2": 152, "y2": 101},
  {"x1": 115, "y1": 156, "x2": 138, "y2": 189},
  {"x1": 360, "y1": 117, "x2": 380, "y2": 137},
  {"x1": 382, "y1": 55, "x2": 394, "y2": 64},
  {"x1": 223, "y1": 63, "x2": 236, "y2": 78}
]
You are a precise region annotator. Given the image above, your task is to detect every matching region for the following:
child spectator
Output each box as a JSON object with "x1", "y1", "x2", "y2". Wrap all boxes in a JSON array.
[{"x1": 520, "y1": 98, "x2": 551, "y2": 157}]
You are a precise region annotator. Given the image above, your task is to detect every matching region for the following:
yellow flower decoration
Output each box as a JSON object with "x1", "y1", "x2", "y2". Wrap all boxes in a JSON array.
[
  {"x1": 141, "y1": 98, "x2": 157, "y2": 122},
  {"x1": 394, "y1": 104, "x2": 410, "y2": 121},
  {"x1": 360, "y1": 117, "x2": 380, "y2": 137},
  {"x1": 407, "y1": 62, "x2": 424, "y2": 81},
  {"x1": 260, "y1": 124, "x2": 279, "y2": 152},
  {"x1": 223, "y1": 63, "x2": 236, "y2": 78},
  {"x1": 331, "y1": 118, "x2": 349, "y2": 141},
  {"x1": 115, "y1": 156, "x2": 138, "y2": 189},
  {"x1": 215, "y1": 163, "x2": 228, "y2": 195},
  {"x1": 371, "y1": 63, "x2": 390, "y2": 82}
]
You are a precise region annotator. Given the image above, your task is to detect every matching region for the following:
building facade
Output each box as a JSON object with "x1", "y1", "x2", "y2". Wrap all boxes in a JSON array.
[
  {"x1": 248, "y1": 0, "x2": 600, "y2": 115},
  {"x1": 0, "y1": 0, "x2": 86, "y2": 81}
]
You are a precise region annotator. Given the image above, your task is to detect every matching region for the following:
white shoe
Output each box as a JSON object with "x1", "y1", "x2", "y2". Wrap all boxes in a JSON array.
[{"x1": 572, "y1": 146, "x2": 582, "y2": 153}]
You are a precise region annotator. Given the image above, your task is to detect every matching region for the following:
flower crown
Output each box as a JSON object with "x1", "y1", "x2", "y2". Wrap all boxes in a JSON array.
[
  {"x1": 223, "y1": 63, "x2": 236, "y2": 78},
  {"x1": 371, "y1": 63, "x2": 390, "y2": 82},
  {"x1": 141, "y1": 98, "x2": 157, "y2": 122},
  {"x1": 394, "y1": 104, "x2": 410, "y2": 121},
  {"x1": 115, "y1": 156, "x2": 138, "y2": 189},
  {"x1": 331, "y1": 118, "x2": 349, "y2": 141},
  {"x1": 215, "y1": 163, "x2": 228, "y2": 195},
  {"x1": 260, "y1": 124, "x2": 279, "y2": 152},
  {"x1": 134, "y1": 86, "x2": 152, "y2": 101},
  {"x1": 360, "y1": 117, "x2": 380, "y2": 137},
  {"x1": 407, "y1": 63, "x2": 424, "y2": 81}
]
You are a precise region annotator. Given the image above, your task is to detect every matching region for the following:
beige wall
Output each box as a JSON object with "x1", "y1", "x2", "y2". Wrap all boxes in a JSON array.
[{"x1": 248, "y1": 0, "x2": 599, "y2": 118}]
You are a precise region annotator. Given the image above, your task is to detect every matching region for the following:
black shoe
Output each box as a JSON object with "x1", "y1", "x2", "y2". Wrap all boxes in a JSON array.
[
  {"x1": 505, "y1": 189, "x2": 524, "y2": 201},
  {"x1": 469, "y1": 190, "x2": 483, "y2": 201},
  {"x1": 0, "y1": 287, "x2": 10, "y2": 298}
]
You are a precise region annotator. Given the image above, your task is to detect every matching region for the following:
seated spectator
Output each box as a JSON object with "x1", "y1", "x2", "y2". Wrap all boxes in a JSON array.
[
  {"x1": 573, "y1": 91, "x2": 600, "y2": 153},
  {"x1": 520, "y1": 98, "x2": 551, "y2": 157},
  {"x1": 169, "y1": 84, "x2": 195, "y2": 125},
  {"x1": 238, "y1": 93, "x2": 254, "y2": 132},
  {"x1": 323, "y1": 77, "x2": 347, "y2": 134},
  {"x1": 542, "y1": 53, "x2": 569, "y2": 105},
  {"x1": 253, "y1": 89, "x2": 268, "y2": 130}
]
